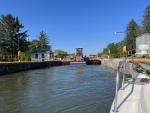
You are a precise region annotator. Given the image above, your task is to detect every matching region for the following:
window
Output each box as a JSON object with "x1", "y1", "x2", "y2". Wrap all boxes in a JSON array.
[{"x1": 35, "y1": 54, "x2": 38, "y2": 58}]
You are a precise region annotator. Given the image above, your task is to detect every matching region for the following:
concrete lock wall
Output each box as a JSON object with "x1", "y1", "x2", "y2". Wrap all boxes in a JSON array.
[
  {"x1": 101, "y1": 59, "x2": 133, "y2": 75},
  {"x1": 0, "y1": 61, "x2": 70, "y2": 75},
  {"x1": 0, "y1": 59, "x2": 136, "y2": 75}
]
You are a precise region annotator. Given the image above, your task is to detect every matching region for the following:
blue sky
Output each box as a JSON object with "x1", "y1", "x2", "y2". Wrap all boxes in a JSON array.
[{"x1": 0, "y1": 0, "x2": 149, "y2": 55}]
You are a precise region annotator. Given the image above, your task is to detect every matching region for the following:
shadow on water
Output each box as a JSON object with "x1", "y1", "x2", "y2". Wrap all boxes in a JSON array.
[{"x1": 0, "y1": 65, "x2": 117, "y2": 113}]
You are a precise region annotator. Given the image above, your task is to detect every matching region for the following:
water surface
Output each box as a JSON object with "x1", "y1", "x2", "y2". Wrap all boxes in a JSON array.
[{"x1": 0, "y1": 64, "x2": 116, "y2": 113}]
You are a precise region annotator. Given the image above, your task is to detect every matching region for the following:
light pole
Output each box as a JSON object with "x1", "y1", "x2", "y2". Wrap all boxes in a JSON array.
[
  {"x1": 14, "y1": 30, "x2": 28, "y2": 61},
  {"x1": 114, "y1": 30, "x2": 128, "y2": 57},
  {"x1": 16, "y1": 32, "x2": 25, "y2": 61},
  {"x1": 17, "y1": 33, "x2": 22, "y2": 61}
]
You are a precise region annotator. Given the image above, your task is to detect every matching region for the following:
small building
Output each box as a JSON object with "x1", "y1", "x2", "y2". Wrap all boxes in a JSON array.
[
  {"x1": 136, "y1": 34, "x2": 150, "y2": 53},
  {"x1": 31, "y1": 48, "x2": 54, "y2": 61}
]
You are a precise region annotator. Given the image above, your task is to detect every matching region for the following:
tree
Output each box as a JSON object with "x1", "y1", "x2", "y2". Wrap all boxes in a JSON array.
[
  {"x1": 116, "y1": 38, "x2": 126, "y2": 52},
  {"x1": 107, "y1": 43, "x2": 118, "y2": 54},
  {"x1": 142, "y1": 5, "x2": 150, "y2": 33},
  {"x1": 54, "y1": 50, "x2": 68, "y2": 58},
  {"x1": 102, "y1": 43, "x2": 118, "y2": 55},
  {"x1": 126, "y1": 19, "x2": 139, "y2": 50},
  {"x1": 37, "y1": 30, "x2": 51, "y2": 50},
  {"x1": 101, "y1": 6, "x2": 150, "y2": 56},
  {"x1": 28, "y1": 39, "x2": 40, "y2": 52},
  {"x1": 97, "y1": 52, "x2": 102, "y2": 57},
  {"x1": 0, "y1": 14, "x2": 28, "y2": 55},
  {"x1": 102, "y1": 47, "x2": 108, "y2": 54}
]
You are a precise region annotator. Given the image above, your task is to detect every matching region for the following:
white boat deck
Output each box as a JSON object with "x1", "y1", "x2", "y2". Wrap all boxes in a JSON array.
[{"x1": 110, "y1": 73, "x2": 150, "y2": 113}]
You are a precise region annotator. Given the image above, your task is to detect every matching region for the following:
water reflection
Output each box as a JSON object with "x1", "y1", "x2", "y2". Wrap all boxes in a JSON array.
[
  {"x1": 0, "y1": 72, "x2": 28, "y2": 113},
  {"x1": 0, "y1": 65, "x2": 116, "y2": 113}
]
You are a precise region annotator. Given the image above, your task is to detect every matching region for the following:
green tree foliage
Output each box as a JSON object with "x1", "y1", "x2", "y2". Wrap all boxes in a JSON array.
[
  {"x1": 54, "y1": 50, "x2": 68, "y2": 58},
  {"x1": 97, "y1": 52, "x2": 102, "y2": 57},
  {"x1": 37, "y1": 30, "x2": 51, "y2": 50},
  {"x1": 102, "y1": 20, "x2": 139, "y2": 55},
  {"x1": 107, "y1": 43, "x2": 118, "y2": 54},
  {"x1": 126, "y1": 19, "x2": 139, "y2": 50},
  {"x1": 116, "y1": 38, "x2": 126, "y2": 52},
  {"x1": 28, "y1": 31, "x2": 52, "y2": 53},
  {"x1": 142, "y1": 5, "x2": 150, "y2": 33},
  {"x1": 102, "y1": 43, "x2": 118, "y2": 55},
  {"x1": 0, "y1": 14, "x2": 28, "y2": 55},
  {"x1": 103, "y1": 47, "x2": 108, "y2": 54},
  {"x1": 28, "y1": 39, "x2": 40, "y2": 52}
]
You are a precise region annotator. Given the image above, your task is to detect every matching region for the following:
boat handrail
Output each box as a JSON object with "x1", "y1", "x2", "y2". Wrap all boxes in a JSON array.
[
  {"x1": 113, "y1": 55, "x2": 135, "y2": 112},
  {"x1": 113, "y1": 53, "x2": 150, "y2": 112}
]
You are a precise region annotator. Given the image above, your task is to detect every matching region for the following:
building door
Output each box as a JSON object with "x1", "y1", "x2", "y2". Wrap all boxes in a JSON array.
[{"x1": 42, "y1": 54, "x2": 44, "y2": 58}]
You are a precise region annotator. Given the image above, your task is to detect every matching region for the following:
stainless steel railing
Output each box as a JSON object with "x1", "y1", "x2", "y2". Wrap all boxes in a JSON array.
[
  {"x1": 113, "y1": 59, "x2": 126, "y2": 112},
  {"x1": 113, "y1": 52, "x2": 150, "y2": 112},
  {"x1": 113, "y1": 55, "x2": 135, "y2": 112}
]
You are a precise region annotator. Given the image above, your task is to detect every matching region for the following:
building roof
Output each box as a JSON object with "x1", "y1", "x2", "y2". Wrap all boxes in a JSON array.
[{"x1": 32, "y1": 48, "x2": 48, "y2": 53}]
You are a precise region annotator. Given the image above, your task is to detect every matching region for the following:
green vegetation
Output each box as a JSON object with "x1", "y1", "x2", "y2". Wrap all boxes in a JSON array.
[
  {"x1": 142, "y1": 6, "x2": 150, "y2": 33},
  {"x1": 0, "y1": 14, "x2": 28, "y2": 55},
  {"x1": 28, "y1": 31, "x2": 51, "y2": 53},
  {"x1": 0, "y1": 14, "x2": 52, "y2": 60},
  {"x1": 54, "y1": 50, "x2": 68, "y2": 58},
  {"x1": 99, "y1": 5, "x2": 150, "y2": 56},
  {"x1": 37, "y1": 30, "x2": 51, "y2": 50}
]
